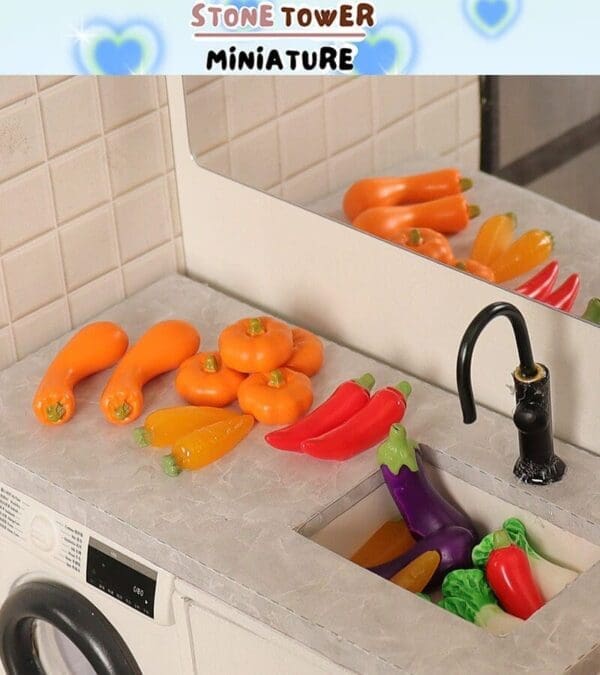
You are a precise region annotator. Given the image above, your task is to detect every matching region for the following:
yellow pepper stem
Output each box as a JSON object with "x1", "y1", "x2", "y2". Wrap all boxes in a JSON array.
[
  {"x1": 409, "y1": 229, "x2": 423, "y2": 246},
  {"x1": 162, "y1": 454, "x2": 182, "y2": 477},
  {"x1": 133, "y1": 427, "x2": 150, "y2": 447},
  {"x1": 114, "y1": 402, "x2": 132, "y2": 421},
  {"x1": 247, "y1": 318, "x2": 265, "y2": 336},
  {"x1": 468, "y1": 204, "x2": 481, "y2": 219},
  {"x1": 46, "y1": 402, "x2": 65, "y2": 423},
  {"x1": 204, "y1": 355, "x2": 219, "y2": 373},
  {"x1": 267, "y1": 369, "x2": 286, "y2": 388},
  {"x1": 459, "y1": 177, "x2": 473, "y2": 192}
]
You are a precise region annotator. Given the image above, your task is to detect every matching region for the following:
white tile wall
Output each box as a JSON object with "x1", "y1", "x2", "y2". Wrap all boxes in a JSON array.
[
  {"x1": 187, "y1": 75, "x2": 481, "y2": 208},
  {"x1": 0, "y1": 76, "x2": 183, "y2": 368}
]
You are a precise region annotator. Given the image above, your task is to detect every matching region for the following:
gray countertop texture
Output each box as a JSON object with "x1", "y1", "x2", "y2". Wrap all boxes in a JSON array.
[{"x1": 1, "y1": 275, "x2": 599, "y2": 675}]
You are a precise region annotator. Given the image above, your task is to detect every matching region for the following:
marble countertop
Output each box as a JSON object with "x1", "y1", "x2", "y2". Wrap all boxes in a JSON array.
[{"x1": 1, "y1": 275, "x2": 599, "y2": 674}]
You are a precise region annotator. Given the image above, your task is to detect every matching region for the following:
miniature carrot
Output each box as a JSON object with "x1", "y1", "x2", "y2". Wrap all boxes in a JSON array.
[
  {"x1": 470, "y1": 213, "x2": 516, "y2": 266},
  {"x1": 33, "y1": 322, "x2": 129, "y2": 426},
  {"x1": 100, "y1": 320, "x2": 200, "y2": 425},
  {"x1": 543, "y1": 274, "x2": 580, "y2": 311},
  {"x1": 490, "y1": 230, "x2": 554, "y2": 283},
  {"x1": 353, "y1": 194, "x2": 480, "y2": 238},
  {"x1": 350, "y1": 520, "x2": 415, "y2": 568},
  {"x1": 515, "y1": 260, "x2": 559, "y2": 300},
  {"x1": 454, "y1": 259, "x2": 495, "y2": 282},
  {"x1": 162, "y1": 414, "x2": 254, "y2": 476},
  {"x1": 392, "y1": 228, "x2": 454, "y2": 265},
  {"x1": 390, "y1": 550, "x2": 441, "y2": 593},
  {"x1": 133, "y1": 406, "x2": 236, "y2": 448},
  {"x1": 175, "y1": 352, "x2": 245, "y2": 407},
  {"x1": 219, "y1": 317, "x2": 293, "y2": 373},
  {"x1": 342, "y1": 168, "x2": 472, "y2": 221},
  {"x1": 582, "y1": 298, "x2": 600, "y2": 324},
  {"x1": 285, "y1": 328, "x2": 324, "y2": 377},
  {"x1": 238, "y1": 368, "x2": 313, "y2": 425}
]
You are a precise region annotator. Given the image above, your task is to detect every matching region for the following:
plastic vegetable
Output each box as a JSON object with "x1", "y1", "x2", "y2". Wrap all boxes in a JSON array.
[
  {"x1": 342, "y1": 168, "x2": 472, "y2": 222},
  {"x1": 392, "y1": 228, "x2": 454, "y2": 265},
  {"x1": 353, "y1": 195, "x2": 480, "y2": 238},
  {"x1": 33, "y1": 322, "x2": 129, "y2": 426},
  {"x1": 285, "y1": 328, "x2": 324, "y2": 377},
  {"x1": 300, "y1": 381, "x2": 411, "y2": 461},
  {"x1": 440, "y1": 569, "x2": 524, "y2": 636},
  {"x1": 470, "y1": 213, "x2": 516, "y2": 266},
  {"x1": 376, "y1": 425, "x2": 476, "y2": 539},
  {"x1": 543, "y1": 274, "x2": 580, "y2": 311},
  {"x1": 490, "y1": 230, "x2": 554, "y2": 283},
  {"x1": 454, "y1": 259, "x2": 495, "y2": 282},
  {"x1": 175, "y1": 352, "x2": 245, "y2": 407},
  {"x1": 101, "y1": 320, "x2": 200, "y2": 425},
  {"x1": 218, "y1": 317, "x2": 293, "y2": 374},
  {"x1": 350, "y1": 520, "x2": 415, "y2": 568},
  {"x1": 497, "y1": 518, "x2": 577, "y2": 601},
  {"x1": 582, "y1": 297, "x2": 600, "y2": 324},
  {"x1": 133, "y1": 406, "x2": 236, "y2": 448},
  {"x1": 391, "y1": 550, "x2": 441, "y2": 593},
  {"x1": 162, "y1": 414, "x2": 254, "y2": 476},
  {"x1": 369, "y1": 525, "x2": 474, "y2": 586},
  {"x1": 238, "y1": 368, "x2": 313, "y2": 425},
  {"x1": 472, "y1": 529, "x2": 544, "y2": 619},
  {"x1": 515, "y1": 260, "x2": 559, "y2": 300},
  {"x1": 265, "y1": 373, "x2": 375, "y2": 452}
]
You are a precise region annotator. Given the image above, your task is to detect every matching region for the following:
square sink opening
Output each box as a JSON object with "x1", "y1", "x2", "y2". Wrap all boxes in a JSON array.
[{"x1": 301, "y1": 458, "x2": 600, "y2": 635}]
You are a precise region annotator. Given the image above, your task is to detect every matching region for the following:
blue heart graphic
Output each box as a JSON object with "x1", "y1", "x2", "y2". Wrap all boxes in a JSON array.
[
  {"x1": 354, "y1": 39, "x2": 397, "y2": 75},
  {"x1": 476, "y1": 0, "x2": 508, "y2": 27},
  {"x1": 95, "y1": 38, "x2": 143, "y2": 75}
]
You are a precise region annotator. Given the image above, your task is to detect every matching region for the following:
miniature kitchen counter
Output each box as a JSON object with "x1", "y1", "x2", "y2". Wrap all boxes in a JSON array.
[{"x1": 1, "y1": 275, "x2": 599, "y2": 674}]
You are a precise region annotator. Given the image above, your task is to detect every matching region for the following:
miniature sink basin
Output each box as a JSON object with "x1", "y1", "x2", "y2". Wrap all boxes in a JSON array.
[{"x1": 299, "y1": 452, "x2": 600, "y2": 635}]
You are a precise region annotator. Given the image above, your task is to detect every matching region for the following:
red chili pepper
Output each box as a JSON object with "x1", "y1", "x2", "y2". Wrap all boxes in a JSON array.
[
  {"x1": 543, "y1": 274, "x2": 581, "y2": 311},
  {"x1": 300, "y1": 381, "x2": 411, "y2": 461},
  {"x1": 514, "y1": 260, "x2": 559, "y2": 300},
  {"x1": 485, "y1": 530, "x2": 544, "y2": 620},
  {"x1": 264, "y1": 373, "x2": 375, "y2": 452}
]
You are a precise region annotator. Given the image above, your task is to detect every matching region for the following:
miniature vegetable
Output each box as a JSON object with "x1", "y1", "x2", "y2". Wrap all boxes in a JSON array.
[
  {"x1": 514, "y1": 260, "x2": 559, "y2": 300},
  {"x1": 472, "y1": 529, "x2": 544, "y2": 619},
  {"x1": 162, "y1": 414, "x2": 254, "y2": 476},
  {"x1": 33, "y1": 322, "x2": 129, "y2": 425},
  {"x1": 238, "y1": 368, "x2": 313, "y2": 425},
  {"x1": 499, "y1": 518, "x2": 577, "y2": 601},
  {"x1": 470, "y1": 213, "x2": 516, "y2": 266},
  {"x1": 369, "y1": 525, "x2": 475, "y2": 586},
  {"x1": 582, "y1": 297, "x2": 600, "y2": 324},
  {"x1": 392, "y1": 228, "x2": 454, "y2": 265},
  {"x1": 342, "y1": 168, "x2": 472, "y2": 221},
  {"x1": 377, "y1": 425, "x2": 476, "y2": 539},
  {"x1": 100, "y1": 320, "x2": 200, "y2": 425},
  {"x1": 353, "y1": 195, "x2": 480, "y2": 238},
  {"x1": 175, "y1": 352, "x2": 245, "y2": 407},
  {"x1": 285, "y1": 328, "x2": 324, "y2": 377},
  {"x1": 133, "y1": 406, "x2": 236, "y2": 448},
  {"x1": 300, "y1": 381, "x2": 411, "y2": 461},
  {"x1": 350, "y1": 520, "x2": 415, "y2": 568},
  {"x1": 391, "y1": 550, "x2": 441, "y2": 593},
  {"x1": 219, "y1": 317, "x2": 293, "y2": 374},
  {"x1": 440, "y1": 569, "x2": 524, "y2": 636},
  {"x1": 265, "y1": 373, "x2": 375, "y2": 452},
  {"x1": 543, "y1": 273, "x2": 580, "y2": 311},
  {"x1": 454, "y1": 259, "x2": 495, "y2": 282},
  {"x1": 490, "y1": 230, "x2": 554, "y2": 283}
]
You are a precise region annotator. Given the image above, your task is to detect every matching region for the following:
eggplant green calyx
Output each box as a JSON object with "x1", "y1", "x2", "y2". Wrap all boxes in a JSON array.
[
  {"x1": 377, "y1": 423, "x2": 418, "y2": 474},
  {"x1": 440, "y1": 569, "x2": 497, "y2": 624}
]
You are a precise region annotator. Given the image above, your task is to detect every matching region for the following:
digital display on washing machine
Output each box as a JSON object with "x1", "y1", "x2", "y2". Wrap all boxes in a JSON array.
[{"x1": 86, "y1": 538, "x2": 157, "y2": 618}]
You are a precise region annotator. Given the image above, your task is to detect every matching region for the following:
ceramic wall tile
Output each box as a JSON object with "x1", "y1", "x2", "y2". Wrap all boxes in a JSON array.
[
  {"x1": 415, "y1": 76, "x2": 458, "y2": 106},
  {"x1": 68, "y1": 270, "x2": 124, "y2": 326},
  {"x1": 98, "y1": 77, "x2": 158, "y2": 131},
  {"x1": 225, "y1": 76, "x2": 276, "y2": 137},
  {"x1": 372, "y1": 77, "x2": 414, "y2": 130},
  {"x1": 0, "y1": 77, "x2": 36, "y2": 108},
  {"x1": 279, "y1": 98, "x2": 327, "y2": 179},
  {"x1": 12, "y1": 297, "x2": 71, "y2": 359},
  {"x1": 459, "y1": 81, "x2": 481, "y2": 142},
  {"x1": 230, "y1": 121, "x2": 280, "y2": 190},
  {"x1": 275, "y1": 77, "x2": 323, "y2": 113},
  {"x1": 0, "y1": 328, "x2": 14, "y2": 369},
  {"x1": 325, "y1": 78, "x2": 372, "y2": 155},
  {"x1": 122, "y1": 242, "x2": 177, "y2": 296},
  {"x1": 186, "y1": 79, "x2": 229, "y2": 156},
  {"x1": 374, "y1": 116, "x2": 416, "y2": 172},
  {"x1": 0, "y1": 96, "x2": 45, "y2": 182},
  {"x1": 416, "y1": 93, "x2": 459, "y2": 156}
]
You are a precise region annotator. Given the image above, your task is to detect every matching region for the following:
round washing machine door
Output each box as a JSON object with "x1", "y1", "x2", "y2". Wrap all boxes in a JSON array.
[{"x1": 0, "y1": 581, "x2": 142, "y2": 675}]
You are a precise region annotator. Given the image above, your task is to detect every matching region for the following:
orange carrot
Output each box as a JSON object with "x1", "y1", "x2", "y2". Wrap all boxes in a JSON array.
[
  {"x1": 100, "y1": 320, "x2": 200, "y2": 425},
  {"x1": 285, "y1": 328, "x2": 324, "y2": 377},
  {"x1": 33, "y1": 321, "x2": 129, "y2": 426}
]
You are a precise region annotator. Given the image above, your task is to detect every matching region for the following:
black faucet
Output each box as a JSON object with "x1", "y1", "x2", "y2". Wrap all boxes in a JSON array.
[{"x1": 456, "y1": 301, "x2": 566, "y2": 485}]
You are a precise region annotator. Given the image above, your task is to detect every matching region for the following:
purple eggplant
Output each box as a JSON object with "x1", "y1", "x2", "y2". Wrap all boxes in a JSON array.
[
  {"x1": 377, "y1": 425, "x2": 476, "y2": 540},
  {"x1": 369, "y1": 525, "x2": 475, "y2": 586}
]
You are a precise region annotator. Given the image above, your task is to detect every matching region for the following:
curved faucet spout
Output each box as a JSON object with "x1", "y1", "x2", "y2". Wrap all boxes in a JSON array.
[{"x1": 456, "y1": 302, "x2": 537, "y2": 424}]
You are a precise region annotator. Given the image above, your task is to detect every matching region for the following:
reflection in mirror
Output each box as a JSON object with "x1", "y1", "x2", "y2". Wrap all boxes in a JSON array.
[{"x1": 183, "y1": 75, "x2": 600, "y2": 325}]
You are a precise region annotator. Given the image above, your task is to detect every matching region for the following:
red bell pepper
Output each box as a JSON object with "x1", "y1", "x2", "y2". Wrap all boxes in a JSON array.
[
  {"x1": 515, "y1": 260, "x2": 559, "y2": 300},
  {"x1": 300, "y1": 381, "x2": 411, "y2": 461},
  {"x1": 264, "y1": 373, "x2": 375, "y2": 452},
  {"x1": 476, "y1": 530, "x2": 544, "y2": 620},
  {"x1": 543, "y1": 274, "x2": 580, "y2": 311}
]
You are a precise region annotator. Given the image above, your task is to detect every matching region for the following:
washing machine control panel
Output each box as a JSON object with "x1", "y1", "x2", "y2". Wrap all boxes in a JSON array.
[{"x1": 86, "y1": 537, "x2": 157, "y2": 618}]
